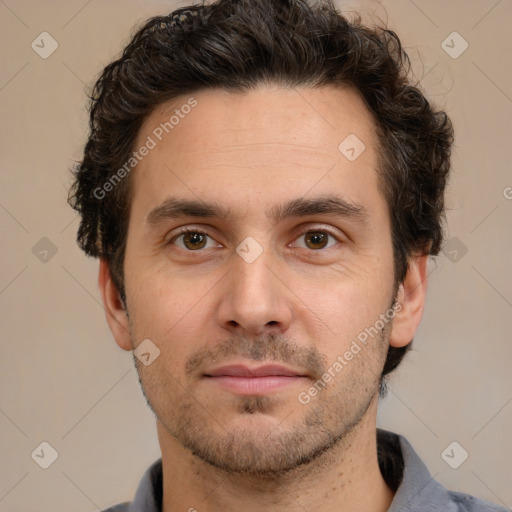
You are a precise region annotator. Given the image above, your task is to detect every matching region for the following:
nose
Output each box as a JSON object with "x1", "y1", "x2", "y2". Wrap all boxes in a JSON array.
[{"x1": 216, "y1": 247, "x2": 293, "y2": 337}]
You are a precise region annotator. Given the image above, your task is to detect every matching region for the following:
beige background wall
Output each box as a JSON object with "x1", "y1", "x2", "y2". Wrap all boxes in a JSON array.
[{"x1": 1, "y1": 0, "x2": 510, "y2": 510}]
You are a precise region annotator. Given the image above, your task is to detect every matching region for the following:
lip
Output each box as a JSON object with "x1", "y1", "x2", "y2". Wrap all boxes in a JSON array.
[
  {"x1": 205, "y1": 364, "x2": 306, "y2": 378},
  {"x1": 203, "y1": 364, "x2": 309, "y2": 395}
]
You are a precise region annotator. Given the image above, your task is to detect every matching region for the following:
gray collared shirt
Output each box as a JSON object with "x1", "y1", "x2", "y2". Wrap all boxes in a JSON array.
[{"x1": 103, "y1": 429, "x2": 507, "y2": 511}]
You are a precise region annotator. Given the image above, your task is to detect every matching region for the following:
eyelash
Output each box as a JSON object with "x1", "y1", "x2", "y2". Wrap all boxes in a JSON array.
[{"x1": 167, "y1": 226, "x2": 342, "y2": 251}]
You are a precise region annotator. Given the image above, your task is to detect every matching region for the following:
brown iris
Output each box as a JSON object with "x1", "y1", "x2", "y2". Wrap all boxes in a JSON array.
[
  {"x1": 304, "y1": 231, "x2": 329, "y2": 250},
  {"x1": 183, "y1": 232, "x2": 207, "y2": 250}
]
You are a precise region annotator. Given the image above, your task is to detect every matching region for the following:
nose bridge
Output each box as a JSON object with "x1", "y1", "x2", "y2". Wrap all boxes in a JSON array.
[
  {"x1": 217, "y1": 239, "x2": 292, "y2": 335},
  {"x1": 234, "y1": 245, "x2": 275, "y2": 298}
]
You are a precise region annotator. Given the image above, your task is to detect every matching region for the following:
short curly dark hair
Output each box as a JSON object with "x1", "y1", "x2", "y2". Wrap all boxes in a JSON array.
[{"x1": 68, "y1": 0, "x2": 453, "y2": 388}]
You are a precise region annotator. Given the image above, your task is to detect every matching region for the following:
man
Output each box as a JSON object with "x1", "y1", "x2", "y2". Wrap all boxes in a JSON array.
[{"x1": 68, "y1": 0, "x2": 507, "y2": 510}]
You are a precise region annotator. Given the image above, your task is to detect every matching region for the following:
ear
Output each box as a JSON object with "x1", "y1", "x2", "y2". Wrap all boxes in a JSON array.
[
  {"x1": 389, "y1": 253, "x2": 430, "y2": 348},
  {"x1": 98, "y1": 258, "x2": 132, "y2": 351}
]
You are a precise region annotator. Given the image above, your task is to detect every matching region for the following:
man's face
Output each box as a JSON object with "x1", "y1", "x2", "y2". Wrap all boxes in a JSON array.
[{"x1": 121, "y1": 85, "x2": 397, "y2": 474}]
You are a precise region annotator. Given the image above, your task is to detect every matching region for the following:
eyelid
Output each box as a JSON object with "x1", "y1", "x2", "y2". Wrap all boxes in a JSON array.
[
  {"x1": 290, "y1": 225, "x2": 343, "y2": 248},
  {"x1": 166, "y1": 224, "x2": 345, "y2": 250},
  {"x1": 167, "y1": 226, "x2": 220, "y2": 248}
]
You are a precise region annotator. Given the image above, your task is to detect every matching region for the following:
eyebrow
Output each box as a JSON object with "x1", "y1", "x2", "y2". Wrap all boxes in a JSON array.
[{"x1": 146, "y1": 195, "x2": 369, "y2": 227}]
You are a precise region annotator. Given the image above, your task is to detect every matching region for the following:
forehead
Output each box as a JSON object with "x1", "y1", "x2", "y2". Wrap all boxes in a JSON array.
[
  {"x1": 138, "y1": 84, "x2": 376, "y2": 153},
  {"x1": 130, "y1": 85, "x2": 383, "y2": 223}
]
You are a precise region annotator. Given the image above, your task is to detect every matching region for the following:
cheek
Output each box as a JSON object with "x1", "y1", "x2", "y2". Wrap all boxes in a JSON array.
[
  {"x1": 291, "y1": 274, "x2": 394, "y2": 376},
  {"x1": 298, "y1": 267, "x2": 389, "y2": 326},
  {"x1": 125, "y1": 258, "x2": 234, "y2": 374}
]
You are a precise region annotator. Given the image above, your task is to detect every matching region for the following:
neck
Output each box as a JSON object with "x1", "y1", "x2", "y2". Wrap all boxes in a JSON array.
[{"x1": 158, "y1": 398, "x2": 394, "y2": 512}]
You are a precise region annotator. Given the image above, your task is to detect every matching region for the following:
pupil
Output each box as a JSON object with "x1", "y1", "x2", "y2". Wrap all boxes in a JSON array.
[
  {"x1": 307, "y1": 232, "x2": 326, "y2": 249},
  {"x1": 185, "y1": 233, "x2": 205, "y2": 249}
]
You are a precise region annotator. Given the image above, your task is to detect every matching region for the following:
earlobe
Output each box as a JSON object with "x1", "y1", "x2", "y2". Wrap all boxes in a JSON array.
[
  {"x1": 98, "y1": 259, "x2": 132, "y2": 351},
  {"x1": 389, "y1": 254, "x2": 430, "y2": 348}
]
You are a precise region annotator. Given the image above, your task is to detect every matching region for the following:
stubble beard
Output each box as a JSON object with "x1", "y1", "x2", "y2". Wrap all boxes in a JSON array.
[
  {"x1": 169, "y1": 385, "x2": 378, "y2": 477},
  {"x1": 133, "y1": 330, "x2": 386, "y2": 478}
]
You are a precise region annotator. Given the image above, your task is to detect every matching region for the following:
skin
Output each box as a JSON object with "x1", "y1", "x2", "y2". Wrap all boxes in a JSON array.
[{"x1": 99, "y1": 85, "x2": 429, "y2": 512}]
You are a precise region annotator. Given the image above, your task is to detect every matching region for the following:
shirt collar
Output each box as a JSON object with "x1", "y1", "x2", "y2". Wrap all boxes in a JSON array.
[
  {"x1": 128, "y1": 457, "x2": 162, "y2": 512},
  {"x1": 385, "y1": 431, "x2": 458, "y2": 511}
]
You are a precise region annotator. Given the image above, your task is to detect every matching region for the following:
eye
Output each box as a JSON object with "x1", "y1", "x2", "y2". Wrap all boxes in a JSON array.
[
  {"x1": 291, "y1": 229, "x2": 340, "y2": 250},
  {"x1": 169, "y1": 229, "x2": 219, "y2": 251}
]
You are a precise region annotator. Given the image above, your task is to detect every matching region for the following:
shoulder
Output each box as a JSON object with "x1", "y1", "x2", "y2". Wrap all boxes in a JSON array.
[
  {"x1": 378, "y1": 430, "x2": 509, "y2": 512},
  {"x1": 101, "y1": 502, "x2": 130, "y2": 512},
  {"x1": 448, "y1": 491, "x2": 510, "y2": 512},
  {"x1": 100, "y1": 458, "x2": 163, "y2": 512}
]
